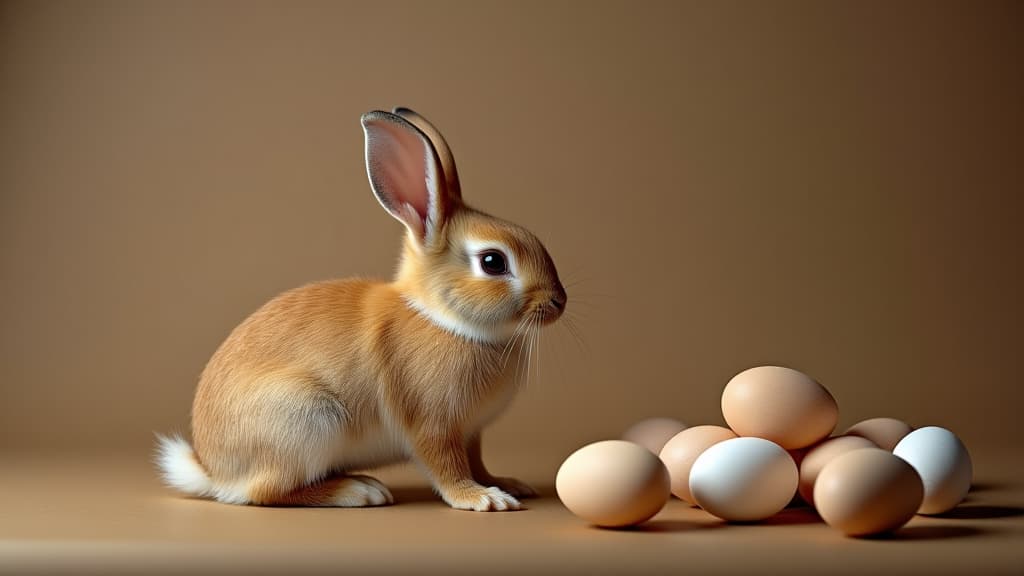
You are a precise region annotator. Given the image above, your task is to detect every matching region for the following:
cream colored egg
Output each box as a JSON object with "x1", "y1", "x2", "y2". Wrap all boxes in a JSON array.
[
  {"x1": 658, "y1": 425, "x2": 737, "y2": 504},
  {"x1": 798, "y1": 436, "x2": 877, "y2": 505},
  {"x1": 556, "y1": 440, "x2": 671, "y2": 528},
  {"x1": 689, "y1": 437, "x2": 798, "y2": 521},
  {"x1": 844, "y1": 417, "x2": 913, "y2": 451},
  {"x1": 721, "y1": 366, "x2": 838, "y2": 450},
  {"x1": 622, "y1": 417, "x2": 688, "y2": 455},
  {"x1": 815, "y1": 448, "x2": 924, "y2": 537}
]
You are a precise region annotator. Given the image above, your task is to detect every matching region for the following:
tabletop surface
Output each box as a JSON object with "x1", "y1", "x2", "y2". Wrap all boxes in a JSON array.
[{"x1": 1, "y1": 448, "x2": 1022, "y2": 576}]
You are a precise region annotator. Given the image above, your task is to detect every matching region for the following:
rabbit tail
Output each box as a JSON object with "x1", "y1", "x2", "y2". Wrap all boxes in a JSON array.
[{"x1": 155, "y1": 434, "x2": 214, "y2": 498}]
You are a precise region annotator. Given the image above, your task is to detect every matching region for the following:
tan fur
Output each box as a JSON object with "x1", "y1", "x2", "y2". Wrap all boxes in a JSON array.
[{"x1": 159, "y1": 109, "x2": 564, "y2": 511}]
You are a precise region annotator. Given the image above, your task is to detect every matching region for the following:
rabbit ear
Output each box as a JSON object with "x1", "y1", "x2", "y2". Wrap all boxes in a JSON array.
[
  {"x1": 361, "y1": 111, "x2": 454, "y2": 248},
  {"x1": 392, "y1": 107, "x2": 462, "y2": 200}
]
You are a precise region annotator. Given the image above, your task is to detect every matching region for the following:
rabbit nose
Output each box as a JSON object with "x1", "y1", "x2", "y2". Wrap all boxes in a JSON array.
[{"x1": 550, "y1": 284, "x2": 567, "y2": 311}]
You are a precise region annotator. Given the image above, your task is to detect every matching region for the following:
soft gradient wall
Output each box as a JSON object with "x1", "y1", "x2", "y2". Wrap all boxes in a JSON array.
[{"x1": 1, "y1": 0, "x2": 1021, "y2": 475}]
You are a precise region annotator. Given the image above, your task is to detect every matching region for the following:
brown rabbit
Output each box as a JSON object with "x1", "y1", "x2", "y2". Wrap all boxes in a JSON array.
[{"x1": 156, "y1": 108, "x2": 566, "y2": 511}]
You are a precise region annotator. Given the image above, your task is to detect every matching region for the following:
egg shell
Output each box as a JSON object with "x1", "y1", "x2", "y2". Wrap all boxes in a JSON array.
[
  {"x1": 622, "y1": 417, "x2": 688, "y2": 455},
  {"x1": 689, "y1": 437, "x2": 798, "y2": 522},
  {"x1": 815, "y1": 448, "x2": 924, "y2": 537},
  {"x1": 721, "y1": 366, "x2": 838, "y2": 449},
  {"x1": 556, "y1": 440, "x2": 671, "y2": 528},
  {"x1": 844, "y1": 417, "x2": 913, "y2": 451},
  {"x1": 798, "y1": 436, "x2": 877, "y2": 505},
  {"x1": 893, "y1": 426, "x2": 973, "y2": 514},
  {"x1": 658, "y1": 425, "x2": 737, "y2": 504}
]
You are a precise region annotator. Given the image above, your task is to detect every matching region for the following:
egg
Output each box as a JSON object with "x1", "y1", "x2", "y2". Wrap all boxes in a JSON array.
[
  {"x1": 622, "y1": 417, "x2": 688, "y2": 455},
  {"x1": 844, "y1": 417, "x2": 913, "y2": 451},
  {"x1": 689, "y1": 437, "x2": 798, "y2": 522},
  {"x1": 556, "y1": 440, "x2": 671, "y2": 527},
  {"x1": 798, "y1": 436, "x2": 877, "y2": 505},
  {"x1": 658, "y1": 425, "x2": 737, "y2": 504},
  {"x1": 815, "y1": 448, "x2": 924, "y2": 536},
  {"x1": 893, "y1": 426, "x2": 973, "y2": 514},
  {"x1": 721, "y1": 366, "x2": 838, "y2": 449}
]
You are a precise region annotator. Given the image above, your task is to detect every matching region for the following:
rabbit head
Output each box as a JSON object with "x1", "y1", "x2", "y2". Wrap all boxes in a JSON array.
[{"x1": 362, "y1": 108, "x2": 566, "y2": 344}]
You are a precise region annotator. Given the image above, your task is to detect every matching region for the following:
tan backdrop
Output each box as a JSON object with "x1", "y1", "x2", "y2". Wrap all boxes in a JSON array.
[{"x1": 2, "y1": 1, "x2": 1021, "y2": 479}]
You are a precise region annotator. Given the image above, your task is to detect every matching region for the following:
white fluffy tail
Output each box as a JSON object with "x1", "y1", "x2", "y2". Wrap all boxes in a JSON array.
[{"x1": 155, "y1": 434, "x2": 214, "y2": 497}]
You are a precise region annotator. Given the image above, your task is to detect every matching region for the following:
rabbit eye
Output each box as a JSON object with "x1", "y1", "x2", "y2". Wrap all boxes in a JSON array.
[{"x1": 479, "y1": 250, "x2": 508, "y2": 276}]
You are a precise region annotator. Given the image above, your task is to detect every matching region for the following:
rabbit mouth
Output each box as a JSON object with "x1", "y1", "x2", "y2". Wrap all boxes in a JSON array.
[
  {"x1": 519, "y1": 286, "x2": 566, "y2": 327},
  {"x1": 533, "y1": 302, "x2": 564, "y2": 325}
]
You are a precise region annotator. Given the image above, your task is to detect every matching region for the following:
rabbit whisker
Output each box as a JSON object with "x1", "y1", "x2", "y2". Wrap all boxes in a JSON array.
[
  {"x1": 500, "y1": 315, "x2": 533, "y2": 368},
  {"x1": 565, "y1": 289, "x2": 614, "y2": 300},
  {"x1": 513, "y1": 315, "x2": 531, "y2": 386},
  {"x1": 562, "y1": 315, "x2": 588, "y2": 355},
  {"x1": 523, "y1": 319, "x2": 533, "y2": 389},
  {"x1": 535, "y1": 313, "x2": 544, "y2": 386},
  {"x1": 527, "y1": 313, "x2": 541, "y2": 388},
  {"x1": 531, "y1": 314, "x2": 541, "y2": 387},
  {"x1": 518, "y1": 312, "x2": 541, "y2": 388}
]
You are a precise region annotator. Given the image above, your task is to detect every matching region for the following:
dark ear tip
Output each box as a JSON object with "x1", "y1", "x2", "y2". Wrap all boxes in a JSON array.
[
  {"x1": 363, "y1": 109, "x2": 437, "y2": 145},
  {"x1": 361, "y1": 110, "x2": 399, "y2": 127},
  {"x1": 392, "y1": 106, "x2": 414, "y2": 115}
]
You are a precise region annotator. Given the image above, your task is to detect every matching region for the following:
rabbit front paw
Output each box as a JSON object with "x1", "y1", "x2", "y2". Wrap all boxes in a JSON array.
[
  {"x1": 481, "y1": 476, "x2": 537, "y2": 499},
  {"x1": 443, "y1": 482, "x2": 522, "y2": 512}
]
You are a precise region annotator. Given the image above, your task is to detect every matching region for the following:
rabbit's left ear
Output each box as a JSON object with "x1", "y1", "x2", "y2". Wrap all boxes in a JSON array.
[
  {"x1": 361, "y1": 110, "x2": 454, "y2": 249},
  {"x1": 392, "y1": 107, "x2": 462, "y2": 200}
]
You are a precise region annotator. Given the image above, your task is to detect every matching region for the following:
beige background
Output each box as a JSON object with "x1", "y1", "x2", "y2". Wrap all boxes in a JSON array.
[
  {"x1": 3, "y1": 2, "x2": 1023, "y2": 574},
  {"x1": 2, "y1": 0, "x2": 1022, "y2": 476}
]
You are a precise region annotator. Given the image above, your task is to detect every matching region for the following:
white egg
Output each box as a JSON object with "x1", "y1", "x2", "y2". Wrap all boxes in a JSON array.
[
  {"x1": 893, "y1": 426, "x2": 972, "y2": 514},
  {"x1": 689, "y1": 437, "x2": 798, "y2": 522}
]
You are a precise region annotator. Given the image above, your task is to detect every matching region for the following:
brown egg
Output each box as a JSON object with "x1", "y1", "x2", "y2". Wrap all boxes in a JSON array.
[
  {"x1": 721, "y1": 366, "x2": 838, "y2": 449},
  {"x1": 844, "y1": 417, "x2": 913, "y2": 451},
  {"x1": 815, "y1": 448, "x2": 924, "y2": 537},
  {"x1": 556, "y1": 440, "x2": 671, "y2": 528},
  {"x1": 798, "y1": 436, "x2": 877, "y2": 505},
  {"x1": 622, "y1": 417, "x2": 688, "y2": 455},
  {"x1": 658, "y1": 425, "x2": 737, "y2": 504}
]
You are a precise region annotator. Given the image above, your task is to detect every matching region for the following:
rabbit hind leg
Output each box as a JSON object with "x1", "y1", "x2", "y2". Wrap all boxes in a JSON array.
[
  {"x1": 205, "y1": 372, "x2": 390, "y2": 507},
  {"x1": 247, "y1": 472, "x2": 393, "y2": 507}
]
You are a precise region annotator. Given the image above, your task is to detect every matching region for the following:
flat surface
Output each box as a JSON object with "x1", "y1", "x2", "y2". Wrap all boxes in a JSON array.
[
  {"x1": 2, "y1": 3, "x2": 1021, "y2": 575},
  {"x1": 1, "y1": 450, "x2": 1022, "y2": 576}
]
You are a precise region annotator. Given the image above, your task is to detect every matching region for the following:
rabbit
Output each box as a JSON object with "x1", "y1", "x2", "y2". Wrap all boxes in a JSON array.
[{"x1": 155, "y1": 107, "x2": 566, "y2": 511}]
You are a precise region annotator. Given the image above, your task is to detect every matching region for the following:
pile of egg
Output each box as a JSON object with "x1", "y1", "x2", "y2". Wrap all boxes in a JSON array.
[{"x1": 555, "y1": 366, "x2": 973, "y2": 536}]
